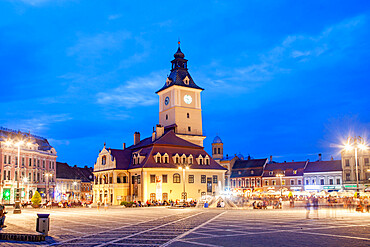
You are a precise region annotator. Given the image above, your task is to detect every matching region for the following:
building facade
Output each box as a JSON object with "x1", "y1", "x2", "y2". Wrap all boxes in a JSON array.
[
  {"x1": 304, "y1": 159, "x2": 342, "y2": 192},
  {"x1": 0, "y1": 127, "x2": 57, "y2": 203},
  {"x1": 93, "y1": 46, "x2": 227, "y2": 205},
  {"x1": 230, "y1": 158, "x2": 268, "y2": 195},
  {"x1": 341, "y1": 147, "x2": 370, "y2": 191},
  {"x1": 55, "y1": 162, "x2": 93, "y2": 202},
  {"x1": 262, "y1": 161, "x2": 307, "y2": 192}
]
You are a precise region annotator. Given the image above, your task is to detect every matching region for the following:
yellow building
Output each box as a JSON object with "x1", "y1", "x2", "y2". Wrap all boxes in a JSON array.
[{"x1": 93, "y1": 45, "x2": 227, "y2": 205}]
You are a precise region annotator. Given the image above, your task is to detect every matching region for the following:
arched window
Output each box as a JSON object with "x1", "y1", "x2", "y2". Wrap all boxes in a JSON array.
[
  {"x1": 164, "y1": 156, "x2": 168, "y2": 163},
  {"x1": 218, "y1": 148, "x2": 221, "y2": 154},
  {"x1": 156, "y1": 156, "x2": 161, "y2": 163},
  {"x1": 251, "y1": 170, "x2": 254, "y2": 175},
  {"x1": 205, "y1": 158, "x2": 209, "y2": 165},
  {"x1": 102, "y1": 156, "x2": 106, "y2": 165},
  {"x1": 176, "y1": 157, "x2": 179, "y2": 164},
  {"x1": 166, "y1": 114, "x2": 168, "y2": 120},
  {"x1": 173, "y1": 173, "x2": 181, "y2": 183},
  {"x1": 199, "y1": 159, "x2": 203, "y2": 165},
  {"x1": 187, "y1": 113, "x2": 190, "y2": 118}
]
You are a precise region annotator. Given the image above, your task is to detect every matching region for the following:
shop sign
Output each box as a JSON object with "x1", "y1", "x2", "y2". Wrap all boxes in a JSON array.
[
  {"x1": 344, "y1": 185, "x2": 357, "y2": 188},
  {"x1": 324, "y1": 186, "x2": 342, "y2": 190}
]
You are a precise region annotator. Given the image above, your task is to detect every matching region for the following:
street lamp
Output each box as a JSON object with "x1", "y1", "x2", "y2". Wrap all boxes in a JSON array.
[
  {"x1": 5, "y1": 135, "x2": 30, "y2": 214},
  {"x1": 178, "y1": 166, "x2": 189, "y2": 202},
  {"x1": 276, "y1": 174, "x2": 284, "y2": 197},
  {"x1": 45, "y1": 172, "x2": 53, "y2": 202},
  {"x1": 344, "y1": 136, "x2": 368, "y2": 193}
]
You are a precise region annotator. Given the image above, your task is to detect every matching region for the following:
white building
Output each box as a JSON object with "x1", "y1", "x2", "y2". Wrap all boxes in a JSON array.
[{"x1": 304, "y1": 159, "x2": 342, "y2": 192}]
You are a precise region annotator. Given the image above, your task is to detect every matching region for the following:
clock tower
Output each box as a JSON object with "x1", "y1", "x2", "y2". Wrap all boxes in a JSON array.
[{"x1": 156, "y1": 44, "x2": 206, "y2": 147}]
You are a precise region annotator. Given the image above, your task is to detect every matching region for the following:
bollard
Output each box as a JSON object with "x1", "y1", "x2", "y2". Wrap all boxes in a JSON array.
[{"x1": 36, "y1": 214, "x2": 50, "y2": 236}]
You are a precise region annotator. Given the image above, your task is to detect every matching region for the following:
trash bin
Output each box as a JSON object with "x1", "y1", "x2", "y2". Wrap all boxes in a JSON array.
[{"x1": 36, "y1": 214, "x2": 50, "y2": 235}]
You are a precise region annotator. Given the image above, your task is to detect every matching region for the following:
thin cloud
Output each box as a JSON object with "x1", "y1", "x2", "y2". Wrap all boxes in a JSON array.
[{"x1": 96, "y1": 71, "x2": 165, "y2": 108}]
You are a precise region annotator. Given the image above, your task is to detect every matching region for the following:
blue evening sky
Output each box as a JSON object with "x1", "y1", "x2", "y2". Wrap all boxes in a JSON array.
[{"x1": 1, "y1": 0, "x2": 369, "y2": 167}]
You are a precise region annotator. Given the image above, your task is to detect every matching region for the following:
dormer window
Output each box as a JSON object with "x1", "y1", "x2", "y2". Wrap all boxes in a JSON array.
[
  {"x1": 163, "y1": 153, "x2": 169, "y2": 164},
  {"x1": 156, "y1": 156, "x2": 161, "y2": 163},
  {"x1": 166, "y1": 77, "x2": 172, "y2": 86},
  {"x1": 251, "y1": 170, "x2": 254, "y2": 175},
  {"x1": 188, "y1": 155, "x2": 193, "y2": 164},
  {"x1": 183, "y1": 76, "x2": 190, "y2": 85},
  {"x1": 293, "y1": 170, "x2": 297, "y2": 174},
  {"x1": 154, "y1": 153, "x2": 161, "y2": 163},
  {"x1": 269, "y1": 171, "x2": 273, "y2": 175},
  {"x1": 176, "y1": 157, "x2": 179, "y2": 164},
  {"x1": 238, "y1": 171, "x2": 241, "y2": 175}
]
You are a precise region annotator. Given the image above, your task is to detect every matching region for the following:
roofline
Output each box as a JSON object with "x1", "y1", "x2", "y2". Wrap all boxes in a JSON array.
[{"x1": 156, "y1": 84, "x2": 204, "y2": 94}]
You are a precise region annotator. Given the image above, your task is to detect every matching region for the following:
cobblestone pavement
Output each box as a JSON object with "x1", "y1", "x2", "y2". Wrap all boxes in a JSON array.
[{"x1": 0, "y1": 206, "x2": 369, "y2": 246}]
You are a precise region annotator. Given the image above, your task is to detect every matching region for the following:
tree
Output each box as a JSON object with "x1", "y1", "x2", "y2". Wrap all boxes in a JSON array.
[{"x1": 31, "y1": 191, "x2": 42, "y2": 206}]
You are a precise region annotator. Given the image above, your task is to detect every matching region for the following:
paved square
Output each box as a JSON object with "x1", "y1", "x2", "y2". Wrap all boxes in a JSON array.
[{"x1": 0, "y1": 207, "x2": 369, "y2": 246}]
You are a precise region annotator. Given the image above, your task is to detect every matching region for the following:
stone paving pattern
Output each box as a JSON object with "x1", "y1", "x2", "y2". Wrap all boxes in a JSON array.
[{"x1": 0, "y1": 206, "x2": 369, "y2": 246}]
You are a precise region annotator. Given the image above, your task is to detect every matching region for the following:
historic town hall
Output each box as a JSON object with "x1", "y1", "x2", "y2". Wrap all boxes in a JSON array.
[{"x1": 93, "y1": 45, "x2": 227, "y2": 205}]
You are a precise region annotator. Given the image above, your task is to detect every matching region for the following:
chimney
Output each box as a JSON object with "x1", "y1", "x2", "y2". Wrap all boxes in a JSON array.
[
  {"x1": 318, "y1": 153, "x2": 322, "y2": 161},
  {"x1": 331, "y1": 156, "x2": 334, "y2": 161},
  {"x1": 123, "y1": 143, "x2": 126, "y2": 150},
  {"x1": 247, "y1": 155, "x2": 251, "y2": 160},
  {"x1": 226, "y1": 154, "x2": 229, "y2": 159},
  {"x1": 156, "y1": 124, "x2": 164, "y2": 139},
  {"x1": 134, "y1": 132, "x2": 140, "y2": 145},
  {"x1": 152, "y1": 131, "x2": 156, "y2": 142},
  {"x1": 270, "y1": 155, "x2": 273, "y2": 163}
]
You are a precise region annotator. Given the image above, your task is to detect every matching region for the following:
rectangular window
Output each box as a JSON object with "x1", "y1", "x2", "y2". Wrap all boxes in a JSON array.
[
  {"x1": 162, "y1": 175, "x2": 167, "y2": 183},
  {"x1": 42, "y1": 160, "x2": 45, "y2": 168},
  {"x1": 272, "y1": 180, "x2": 276, "y2": 185},
  {"x1": 8, "y1": 156, "x2": 11, "y2": 164},
  {"x1": 282, "y1": 180, "x2": 285, "y2": 185},
  {"x1": 345, "y1": 159, "x2": 350, "y2": 166},
  {"x1": 201, "y1": 175, "x2": 206, "y2": 183},
  {"x1": 137, "y1": 175, "x2": 141, "y2": 184},
  {"x1": 365, "y1": 158, "x2": 369, "y2": 165},
  {"x1": 306, "y1": 179, "x2": 309, "y2": 185},
  {"x1": 3, "y1": 155, "x2": 6, "y2": 164},
  {"x1": 290, "y1": 180, "x2": 294, "y2": 185},
  {"x1": 265, "y1": 180, "x2": 268, "y2": 186},
  {"x1": 109, "y1": 177, "x2": 113, "y2": 184},
  {"x1": 188, "y1": 175, "x2": 194, "y2": 183},
  {"x1": 22, "y1": 157, "x2": 24, "y2": 166},
  {"x1": 346, "y1": 173, "x2": 350, "y2": 181},
  {"x1": 150, "y1": 175, "x2": 156, "y2": 183},
  {"x1": 336, "y1": 178, "x2": 340, "y2": 185},
  {"x1": 320, "y1": 179, "x2": 324, "y2": 185},
  {"x1": 213, "y1": 175, "x2": 218, "y2": 184},
  {"x1": 329, "y1": 179, "x2": 333, "y2": 185},
  {"x1": 298, "y1": 180, "x2": 302, "y2": 185},
  {"x1": 117, "y1": 177, "x2": 121, "y2": 183},
  {"x1": 29, "y1": 158, "x2": 32, "y2": 167}
]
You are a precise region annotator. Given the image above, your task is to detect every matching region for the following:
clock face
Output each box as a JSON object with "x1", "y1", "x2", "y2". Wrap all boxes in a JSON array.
[
  {"x1": 164, "y1": 96, "x2": 170, "y2": 106},
  {"x1": 184, "y1": 95, "x2": 192, "y2": 104}
]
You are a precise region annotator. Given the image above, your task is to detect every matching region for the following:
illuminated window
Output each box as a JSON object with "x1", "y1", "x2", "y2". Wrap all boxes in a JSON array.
[
  {"x1": 188, "y1": 175, "x2": 194, "y2": 183},
  {"x1": 173, "y1": 173, "x2": 181, "y2": 183},
  {"x1": 282, "y1": 180, "x2": 285, "y2": 185}
]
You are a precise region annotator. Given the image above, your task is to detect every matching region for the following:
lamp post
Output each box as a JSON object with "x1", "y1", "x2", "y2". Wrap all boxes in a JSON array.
[
  {"x1": 344, "y1": 136, "x2": 368, "y2": 193},
  {"x1": 276, "y1": 174, "x2": 284, "y2": 197},
  {"x1": 45, "y1": 172, "x2": 53, "y2": 202},
  {"x1": 5, "y1": 137, "x2": 26, "y2": 214},
  {"x1": 178, "y1": 165, "x2": 189, "y2": 202}
]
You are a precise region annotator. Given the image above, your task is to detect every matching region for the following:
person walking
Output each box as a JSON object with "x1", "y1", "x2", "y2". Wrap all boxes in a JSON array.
[
  {"x1": 313, "y1": 196, "x2": 319, "y2": 219},
  {"x1": 305, "y1": 197, "x2": 311, "y2": 219}
]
